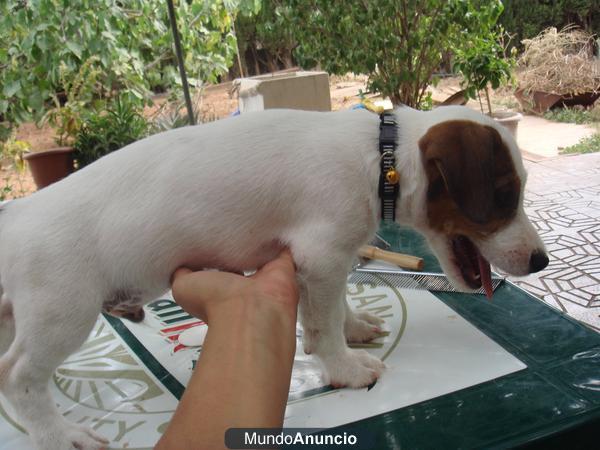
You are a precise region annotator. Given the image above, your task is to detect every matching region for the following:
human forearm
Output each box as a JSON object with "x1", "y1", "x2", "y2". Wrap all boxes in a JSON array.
[
  {"x1": 155, "y1": 299, "x2": 297, "y2": 450},
  {"x1": 197, "y1": 299, "x2": 297, "y2": 426}
]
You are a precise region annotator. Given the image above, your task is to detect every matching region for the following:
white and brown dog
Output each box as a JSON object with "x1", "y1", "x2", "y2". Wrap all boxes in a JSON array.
[{"x1": 0, "y1": 105, "x2": 547, "y2": 450}]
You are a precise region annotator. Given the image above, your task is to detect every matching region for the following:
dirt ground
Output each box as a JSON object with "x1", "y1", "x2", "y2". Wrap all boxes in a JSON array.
[{"x1": 6, "y1": 74, "x2": 516, "y2": 199}]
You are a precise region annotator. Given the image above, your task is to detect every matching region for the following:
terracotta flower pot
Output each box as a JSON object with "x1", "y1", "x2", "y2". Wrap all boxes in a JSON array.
[
  {"x1": 555, "y1": 91, "x2": 600, "y2": 109},
  {"x1": 439, "y1": 89, "x2": 468, "y2": 106},
  {"x1": 23, "y1": 147, "x2": 75, "y2": 189},
  {"x1": 514, "y1": 89, "x2": 562, "y2": 114},
  {"x1": 488, "y1": 111, "x2": 523, "y2": 139}
]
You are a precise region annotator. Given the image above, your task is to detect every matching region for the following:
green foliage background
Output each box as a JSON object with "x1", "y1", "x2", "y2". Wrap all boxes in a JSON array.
[
  {"x1": 234, "y1": 0, "x2": 296, "y2": 76},
  {"x1": 1, "y1": 0, "x2": 595, "y2": 130},
  {"x1": 0, "y1": 0, "x2": 257, "y2": 126},
  {"x1": 285, "y1": 0, "x2": 508, "y2": 108}
]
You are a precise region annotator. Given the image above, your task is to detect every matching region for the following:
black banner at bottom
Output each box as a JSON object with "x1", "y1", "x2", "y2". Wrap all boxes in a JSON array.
[{"x1": 225, "y1": 428, "x2": 375, "y2": 449}]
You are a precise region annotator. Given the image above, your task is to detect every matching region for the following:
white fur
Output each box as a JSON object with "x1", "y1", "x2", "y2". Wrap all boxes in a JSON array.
[{"x1": 0, "y1": 106, "x2": 544, "y2": 450}]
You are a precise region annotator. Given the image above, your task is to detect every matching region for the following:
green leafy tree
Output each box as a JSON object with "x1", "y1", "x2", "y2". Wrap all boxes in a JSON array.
[
  {"x1": 286, "y1": 0, "x2": 507, "y2": 108},
  {"x1": 0, "y1": 0, "x2": 248, "y2": 129},
  {"x1": 453, "y1": 21, "x2": 516, "y2": 114},
  {"x1": 235, "y1": 0, "x2": 296, "y2": 76}
]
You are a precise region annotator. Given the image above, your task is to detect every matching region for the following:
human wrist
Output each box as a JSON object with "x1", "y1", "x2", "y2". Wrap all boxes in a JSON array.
[
  {"x1": 205, "y1": 296, "x2": 297, "y2": 374},
  {"x1": 208, "y1": 293, "x2": 297, "y2": 330}
]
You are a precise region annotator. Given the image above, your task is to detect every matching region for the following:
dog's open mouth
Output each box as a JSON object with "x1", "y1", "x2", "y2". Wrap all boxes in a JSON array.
[{"x1": 451, "y1": 235, "x2": 493, "y2": 298}]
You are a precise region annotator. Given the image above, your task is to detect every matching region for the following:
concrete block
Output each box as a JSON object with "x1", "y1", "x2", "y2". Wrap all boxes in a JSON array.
[{"x1": 237, "y1": 71, "x2": 331, "y2": 112}]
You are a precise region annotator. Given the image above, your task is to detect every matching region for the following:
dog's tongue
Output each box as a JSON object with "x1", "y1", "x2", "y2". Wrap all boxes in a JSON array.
[{"x1": 478, "y1": 253, "x2": 493, "y2": 299}]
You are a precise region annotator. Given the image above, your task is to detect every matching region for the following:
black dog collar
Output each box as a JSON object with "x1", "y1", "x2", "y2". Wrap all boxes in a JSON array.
[{"x1": 378, "y1": 112, "x2": 399, "y2": 221}]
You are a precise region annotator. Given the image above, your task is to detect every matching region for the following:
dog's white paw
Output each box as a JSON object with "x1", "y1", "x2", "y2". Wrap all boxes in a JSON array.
[
  {"x1": 354, "y1": 311, "x2": 385, "y2": 326},
  {"x1": 345, "y1": 312, "x2": 385, "y2": 343},
  {"x1": 322, "y1": 349, "x2": 385, "y2": 388},
  {"x1": 33, "y1": 423, "x2": 109, "y2": 450}
]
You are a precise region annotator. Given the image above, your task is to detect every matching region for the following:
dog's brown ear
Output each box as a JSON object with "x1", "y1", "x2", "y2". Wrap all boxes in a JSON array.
[{"x1": 419, "y1": 120, "x2": 502, "y2": 224}]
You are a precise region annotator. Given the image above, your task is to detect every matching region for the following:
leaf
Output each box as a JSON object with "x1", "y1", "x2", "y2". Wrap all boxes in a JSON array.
[
  {"x1": 101, "y1": 31, "x2": 117, "y2": 42},
  {"x1": 36, "y1": 34, "x2": 49, "y2": 52},
  {"x1": 3, "y1": 80, "x2": 20, "y2": 97},
  {"x1": 66, "y1": 41, "x2": 83, "y2": 59},
  {"x1": 27, "y1": 93, "x2": 43, "y2": 112}
]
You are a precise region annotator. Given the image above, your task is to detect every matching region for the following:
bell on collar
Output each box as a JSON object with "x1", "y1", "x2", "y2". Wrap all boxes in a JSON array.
[{"x1": 386, "y1": 168, "x2": 400, "y2": 184}]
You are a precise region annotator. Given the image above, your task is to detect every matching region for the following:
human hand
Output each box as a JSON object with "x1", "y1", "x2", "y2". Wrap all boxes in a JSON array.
[
  {"x1": 171, "y1": 249, "x2": 299, "y2": 325},
  {"x1": 157, "y1": 250, "x2": 300, "y2": 449}
]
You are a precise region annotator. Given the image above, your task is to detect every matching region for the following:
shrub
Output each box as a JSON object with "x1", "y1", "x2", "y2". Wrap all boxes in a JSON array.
[
  {"x1": 0, "y1": 0, "x2": 245, "y2": 127},
  {"x1": 73, "y1": 96, "x2": 149, "y2": 168},
  {"x1": 453, "y1": 30, "x2": 515, "y2": 114},
  {"x1": 42, "y1": 57, "x2": 103, "y2": 146},
  {"x1": 286, "y1": 0, "x2": 507, "y2": 108},
  {"x1": 561, "y1": 132, "x2": 600, "y2": 154},
  {"x1": 544, "y1": 108, "x2": 598, "y2": 125},
  {"x1": 0, "y1": 133, "x2": 29, "y2": 200},
  {"x1": 150, "y1": 90, "x2": 217, "y2": 133}
]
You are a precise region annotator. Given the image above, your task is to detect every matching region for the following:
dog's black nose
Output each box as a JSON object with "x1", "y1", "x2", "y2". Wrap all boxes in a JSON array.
[{"x1": 529, "y1": 250, "x2": 549, "y2": 273}]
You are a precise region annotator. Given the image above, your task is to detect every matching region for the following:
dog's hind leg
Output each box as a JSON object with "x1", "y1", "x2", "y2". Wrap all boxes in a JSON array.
[{"x1": 0, "y1": 289, "x2": 109, "y2": 450}]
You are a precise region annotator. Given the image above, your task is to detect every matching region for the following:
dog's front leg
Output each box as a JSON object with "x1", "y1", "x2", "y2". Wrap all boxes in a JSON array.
[{"x1": 298, "y1": 269, "x2": 385, "y2": 388}]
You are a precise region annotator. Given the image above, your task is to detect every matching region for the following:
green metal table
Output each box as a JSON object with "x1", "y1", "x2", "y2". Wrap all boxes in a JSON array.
[{"x1": 307, "y1": 224, "x2": 600, "y2": 449}]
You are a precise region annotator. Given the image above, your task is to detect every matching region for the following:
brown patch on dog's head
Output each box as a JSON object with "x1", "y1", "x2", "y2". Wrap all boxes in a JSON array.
[{"x1": 419, "y1": 120, "x2": 520, "y2": 237}]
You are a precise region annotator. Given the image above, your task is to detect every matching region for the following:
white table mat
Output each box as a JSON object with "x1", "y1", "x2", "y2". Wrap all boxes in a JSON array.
[{"x1": 0, "y1": 276, "x2": 525, "y2": 449}]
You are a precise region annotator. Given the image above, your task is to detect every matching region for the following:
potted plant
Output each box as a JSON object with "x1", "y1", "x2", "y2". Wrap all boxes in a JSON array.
[
  {"x1": 23, "y1": 135, "x2": 76, "y2": 190},
  {"x1": 24, "y1": 58, "x2": 100, "y2": 189},
  {"x1": 73, "y1": 94, "x2": 149, "y2": 168},
  {"x1": 453, "y1": 31, "x2": 522, "y2": 138}
]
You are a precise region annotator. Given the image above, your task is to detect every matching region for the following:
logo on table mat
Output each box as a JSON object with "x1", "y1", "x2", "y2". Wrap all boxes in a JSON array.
[
  {"x1": 0, "y1": 318, "x2": 177, "y2": 449},
  {"x1": 288, "y1": 277, "x2": 407, "y2": 401}
]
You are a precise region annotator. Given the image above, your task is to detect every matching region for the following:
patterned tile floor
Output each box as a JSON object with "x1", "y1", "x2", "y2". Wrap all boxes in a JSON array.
[{"x1": 510, "y1": 152, "x2": 600, "y2": 332}]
